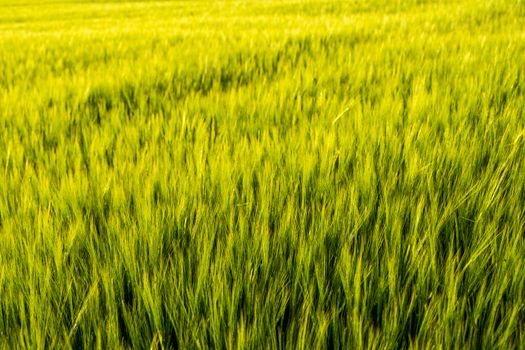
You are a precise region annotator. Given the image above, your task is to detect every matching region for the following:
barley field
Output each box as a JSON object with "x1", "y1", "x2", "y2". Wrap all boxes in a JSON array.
[{"x1": 0, "y1": 0, "x2": 524, "y2": 348}]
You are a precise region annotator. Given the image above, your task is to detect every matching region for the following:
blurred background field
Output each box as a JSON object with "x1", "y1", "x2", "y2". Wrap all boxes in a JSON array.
[{"x1": 0, "y1": 0, "x2": 524, "y2": 348}]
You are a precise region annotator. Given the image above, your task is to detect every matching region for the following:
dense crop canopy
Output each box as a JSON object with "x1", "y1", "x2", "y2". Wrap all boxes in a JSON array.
[{"x1": 0, "y1": 0, "x2": 524, "y2": 348}]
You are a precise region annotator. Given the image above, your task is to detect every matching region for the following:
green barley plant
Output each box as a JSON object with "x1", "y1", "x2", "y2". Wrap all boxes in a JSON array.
[{"x1": 0, "y1": 0, "x2": 524, "y2": 348}]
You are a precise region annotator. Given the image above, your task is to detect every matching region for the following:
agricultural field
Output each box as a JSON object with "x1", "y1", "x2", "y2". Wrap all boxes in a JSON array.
[{"x1": 0, "y1": 0, "x2": 524, "y2": 348}]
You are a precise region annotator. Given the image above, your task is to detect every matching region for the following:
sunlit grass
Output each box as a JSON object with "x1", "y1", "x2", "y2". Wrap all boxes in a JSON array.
[{"x1": 0, "y1": 0, "x2": 524, "y2": 348}]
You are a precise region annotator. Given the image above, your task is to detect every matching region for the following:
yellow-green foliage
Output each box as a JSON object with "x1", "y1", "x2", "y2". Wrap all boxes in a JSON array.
[{"x1": 0, "y1": 0, "x2": 524, "y2": 348}]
